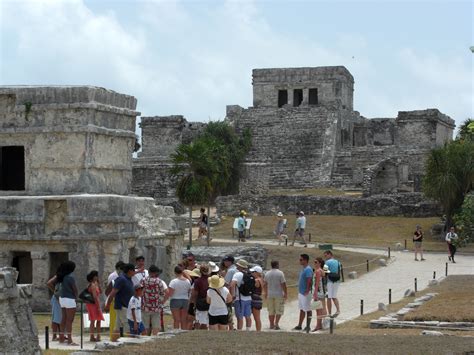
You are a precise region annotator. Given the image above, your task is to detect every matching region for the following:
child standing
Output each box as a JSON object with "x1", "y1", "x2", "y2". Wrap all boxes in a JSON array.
[{"x1": 127, "y1": 285, "x2": 145, "y2": 337}]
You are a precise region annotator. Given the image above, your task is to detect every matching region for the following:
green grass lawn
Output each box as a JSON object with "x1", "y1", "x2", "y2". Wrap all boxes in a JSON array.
[{"x1": 210, "y1": 215, "x2": 474, "y2": 253}]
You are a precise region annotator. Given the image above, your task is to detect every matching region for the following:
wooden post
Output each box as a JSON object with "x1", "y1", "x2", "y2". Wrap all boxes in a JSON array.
[
  {"x1": 45, "y1": 326, "x2": 49, "y2": 350},
  {"x1": 360, "y1": 299, "x2": 364, "y2": 315},
  {"x1": 366, "y1": 260, "x2": 369, "y2": 273},
  {"x1": 414, "y1": 278, "x2": 417, "y2": 292},
  {"x1": 389, "y1": 289, "x2": 392, "y2": 304}
]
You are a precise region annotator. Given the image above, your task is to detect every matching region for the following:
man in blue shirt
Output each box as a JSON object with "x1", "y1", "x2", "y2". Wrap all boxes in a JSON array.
[
  {"x1": 324, "y1": 250, "x2": 341, "y2": 317},
  {"x1": 293, "y1": 254, "x2": 313, "y2": 332},
  {"x1": 105, "y1": 263, "x2": 136, "y2": 337}
]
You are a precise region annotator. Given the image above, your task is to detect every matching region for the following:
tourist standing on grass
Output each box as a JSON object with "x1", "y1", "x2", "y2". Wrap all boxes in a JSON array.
[
  {"x1": 324, "y1": 250, "x2": 341, "y2": 317},
  {"x1": 132, "y1": 256, "x2": 149, "y2": 286},
  {"x1": 207, "y1": 275, "x2": 232, "y2": 331},
  {"x1": 127, "y1": 285, "x2": 145, "y2": 336},
  {"x1": 222, "y1": 255, "x2": 237, "y2": 330},
  {"x1": 105, "y1": 261, "x2": 124, "y2": 341},
  {"x1": 46, "y1": 272, "x2": 62, "y2": 342},
  {"x1": 86, "y1": 270, "x2": 104, "y2": 342},
  {"x1": 237, "y1": 211, "x2": 247, "y2": 242},
  {"x1": 291, "y1": 211, "x2": 308, "y2": 248},
  {"x1": 198, "y1": 207, "x2": 209, "y2": 240},
  {"x1": 230, "y1": 259, "x2": 253, "y2": 330},
  {"x1": 263, "y1": 260, "x2": 287, "y2": 330},
  {"x1": 141, "y1": 265, "x2": 169, "y2": 335},
  {"x1": 294, "y1": 254, "x2": 313, "y2": 332},
  {"x1": 446, "y1": 226, "x2": 459, "y2": 263},
  {"x1": 104, "y1": 263, "x2": 136, "y2": 338},
  {"x1": 250, "y1": 265, "x2": 264, "y2": 331},
  {"x1": 57, "y1": 261, "x2": 78, "y2": 345},
  {"x1": 192, "y1": 264, "x2": 210, "y2": 329},
  {"x1": 274, "y1": 212, "x2": 287, "y2": 246},
  {"x1": 413, "y1": 225, "x2": 425, "y2": 261},
  {"x1": 169, "y1": 265, "x2": 192, "y2": 329},
  {"x1": 312, "y1": 257, "x2": 328, "y2": 332}
]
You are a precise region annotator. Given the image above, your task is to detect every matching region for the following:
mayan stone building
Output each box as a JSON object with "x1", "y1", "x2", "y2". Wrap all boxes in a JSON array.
[
  {"x1": 133, "y1": 66, "x2": 454, "y2": 216},
  {"x1": 0, "y1": 86, "x2": 183, "y2": 311}
]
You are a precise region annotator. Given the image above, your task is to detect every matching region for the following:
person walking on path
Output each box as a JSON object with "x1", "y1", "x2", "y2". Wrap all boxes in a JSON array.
[
  {"x1": 293, "y1": 254, "x2": 313, "y2": 332},
  {"x1": 46, "y1": 272, "x2": 62, "y2": 342},
  {"x1": 132, "y1": 256, "x2": 149, "y2": 286},
  {"x1": 105, "y1": 261, "x2": 124, "y2": 341},
  {"x1": 312, "y1": 257, "x2": 328, "y2": 332},
  {"x1": 86, "y1": 270, "x2": 105, "y2": 342},
  {"x1": 263, "y1": 260, "x2": 287, "y2": 330},
  {"x1": 57, "y1": 261, "x2": 78, "y2": 345},
  {"x1": 168, "y1": 265, "x2": 192, "y2": 329},
  {"x1": 104, "y1": 263, "x2": 136, "y2": 339},
  {"x1": 446, "y1": 226, "x2": 459, "y2": 263},
  {"x1": 274, "y1": 212, "x2": 287, "y2": 246},
  {"x1": 237, "y1": 211, "x2": 247, "y2": 242},
  {"x1": 291, "y1": 211, "x2": 308, "y2": 247},
  {"x1": 230, "y1": 259, "x2": 253, "y2": 330},
  {"x1": 324, "y1": 250, "x2": 341, "y2": 317},
  {"x1": 207, "y1": 275, "x2": 233, "y2": 331},
  {"x1": 141, "y1": 265, "x2": 169, "y2": 335},
  {"x1": 198, "y1": 207, "x2": 209, "y2": 240},
  {"x1": 250, "y1": 265, "x2": 264, "y2": 331},
  {"x1": 413, "y1": 225, "x2": 425, "y2": 261}
]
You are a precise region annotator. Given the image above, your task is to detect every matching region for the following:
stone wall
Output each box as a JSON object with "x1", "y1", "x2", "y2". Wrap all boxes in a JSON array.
[
  {"x1": 0, "y1": 267, "x2": 40, "y2": 354},
  {"x1": 188, "y1": 245, "x2": 268, "y2": 268},
  {"x1": 216, "y1": 193, "x2": 441, "y2": 217}
]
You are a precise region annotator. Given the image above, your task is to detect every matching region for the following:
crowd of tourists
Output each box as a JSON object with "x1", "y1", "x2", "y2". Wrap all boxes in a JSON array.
[{"x1": 45, "y1": 249, "x2": 344, "y2": 344}]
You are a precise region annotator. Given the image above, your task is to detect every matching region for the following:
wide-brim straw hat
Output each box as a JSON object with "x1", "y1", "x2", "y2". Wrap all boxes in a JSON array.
[
  {"x1": 208, "y1": 261, "x2": 220, "y2": 273},
  {"x1": 208, "y1": 275, "x2": 225, "y2": 289},
  {"x1": 184, "y1": 269, "x2": 200, "y2": 278},
  {"x1": 236, "y1": 259, "x2": 249, "y2": 269}
]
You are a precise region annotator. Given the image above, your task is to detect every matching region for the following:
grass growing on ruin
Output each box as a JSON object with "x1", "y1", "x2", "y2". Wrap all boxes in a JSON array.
[{"x1": 210, "y1": 215, "x2": 474, "y2": 252}]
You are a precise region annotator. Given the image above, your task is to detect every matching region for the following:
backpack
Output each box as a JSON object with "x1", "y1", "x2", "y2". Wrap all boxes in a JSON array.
[
  {"x1": 327, "y1": 262, "x2": 341, "y2": 283},
  {"x1": 238, "y1": 272, "x2": 256, "y2": 297}
]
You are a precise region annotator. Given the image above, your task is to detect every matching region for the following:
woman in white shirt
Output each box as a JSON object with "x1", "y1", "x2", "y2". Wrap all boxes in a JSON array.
[
  {"x1": 206, "y1": 275, "x2": 232, "y2": 331},
  {"x1": 168, "y1": 266, "x2": 192, "y2": 329}
]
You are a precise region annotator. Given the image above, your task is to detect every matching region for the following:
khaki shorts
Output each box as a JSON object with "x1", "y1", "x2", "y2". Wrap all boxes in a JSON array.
[
  {"x1": 115, "y1": 308, "x2": 128, "y2": 332},
  {"x1": 267, "y1": 297, "x2": 285, "y2": 315},
  {"x1": 142, "y1": 311, "x2": 161, "y2": 330}
]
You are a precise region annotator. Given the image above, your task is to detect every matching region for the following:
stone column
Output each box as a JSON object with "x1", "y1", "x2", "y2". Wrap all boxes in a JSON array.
[
  {"x1": 0, "y1": 251, "x2": 12, "y2": 268},
  {"x1": 302, "y1": 88, "x2": 309, "y2": 106},
  {"x1": 30, "y1": 251, "x2": 50, "y2": 312}
]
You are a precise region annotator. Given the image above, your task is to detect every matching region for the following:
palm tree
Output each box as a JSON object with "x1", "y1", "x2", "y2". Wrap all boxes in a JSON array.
[{"x1": 171, "y1": 140, "x2": 218, "y2": 248}]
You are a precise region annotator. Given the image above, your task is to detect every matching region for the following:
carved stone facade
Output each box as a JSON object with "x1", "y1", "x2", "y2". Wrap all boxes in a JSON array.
[
  {"x1": 0, "y1": 86, "x2": 183, "y2": 311},
  {"x1": 132, "y1": 66, "x2": 455, "y2": 217}
]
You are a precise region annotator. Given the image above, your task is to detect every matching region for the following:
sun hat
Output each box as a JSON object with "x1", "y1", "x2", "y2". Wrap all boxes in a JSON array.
[
  {"x1": 240, "y1": 210, "x2": 247, "y2": 216},
  {"x1": 208, "y1": 261, "x2": 220, "y2": 273},
  {"x1": 277, "y1": 212, "x2": 283, "y2": 217},
  {"x1": 208, "y1": 275, "x2": 225, "y2": 289},
  {"x1": 236, "y1": 259, "x2": 249, "y2": 269},
  {"x1": 250, "y1": 265, "x2": 263, "y2": 274},
  {"x1": 192, "y1": 268, "x2": 202, "y2": 277},
  {"x1": 183, "y1": 269, "x2": 200, "y2": 278},
  {"x1": 299, "y1": 211, "x2": 304, "y2": 216}
]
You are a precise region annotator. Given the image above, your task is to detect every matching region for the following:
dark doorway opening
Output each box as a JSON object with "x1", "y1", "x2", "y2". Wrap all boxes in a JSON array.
[
  {"x1": 293, "y1": 89, "x2": 303, "y2": 107},
  {"x1": 277, "y1": 90, "x2": 288, "y2": 108},
  {"x1": 309, "y1": 88, "x2": 318, "y2": 105},
  {"x1": 0, "y1": 146, "x2": 25, "y2": 191},
  {"x1": 12, "y1": 251, "x2": 32, "y2": 284},
  {"x1": 49, "y1": 252, "x2": 69, "y2": 278}
]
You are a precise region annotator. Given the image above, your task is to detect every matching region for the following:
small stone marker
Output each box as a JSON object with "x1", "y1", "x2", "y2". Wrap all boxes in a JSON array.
[
  {"x1": 421, "y1": 330, "x2": 444, "y2": 336},
  {"x1": 428, "y1": 279, "x2": 439, "y2": 286},
  {"x1": 378, "y1": 258, "x2": 387, "y2": 267},
  {"x1": 378, "y1": 302, "x2": 387, "y2": 311},
  {"x1": 404, "y1": 289, "x2": 415, "y2": 297},
  {"x1": 348, "y1": 271, "x2": 358, "y2": 279}
]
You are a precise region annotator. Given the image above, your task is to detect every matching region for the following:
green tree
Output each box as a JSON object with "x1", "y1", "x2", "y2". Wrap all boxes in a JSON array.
[
  {"x1": 171, "y1": 140, "x2": 218, "y2": 248},
  {"x1": 454, "y1": 193, "x2": 474, "y2": 246},
  {"x1": 457, "y1": 118, "x2": 474, "y2": 141},
  {"x1": 423, "y1": 138, "x2": 474, "y2": 228}
]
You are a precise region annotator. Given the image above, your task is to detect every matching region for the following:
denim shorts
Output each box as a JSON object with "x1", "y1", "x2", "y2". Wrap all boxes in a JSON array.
[
  {"x1": 128, "y1": 319, "x2": 145, "y2": 336},
  {"x1": 234, "y1": 299, "x2": 251, "y2": 319},
  {"x1": 170, "y1": 298, "x2": 189, "y2": 310}
]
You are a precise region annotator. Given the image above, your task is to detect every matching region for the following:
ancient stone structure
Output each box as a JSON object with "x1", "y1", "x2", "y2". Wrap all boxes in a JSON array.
[
  {"x1": 189, "y1": 245, "x2": 268, "y2": 267},
  {"x1": 0, "y1": 86, "x2": 183, "y2": 311},
  {"x1": 133, "y1": 66, "x2": 455, "y2": 216},
  {"x1": 0, "y1": 267, "x2": 41, "y2": 354},
  {"x1": 132, "y1": 116, "x2": 205, "y2": 212}
]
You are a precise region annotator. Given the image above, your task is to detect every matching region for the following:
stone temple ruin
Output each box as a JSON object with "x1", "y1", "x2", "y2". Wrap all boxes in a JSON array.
[
  {"x1": 132, "y1": 66, "x2": 454, "y2": 216},
  {"x1": 0, "y1": 86, "x2": 183, "y2": 311}
]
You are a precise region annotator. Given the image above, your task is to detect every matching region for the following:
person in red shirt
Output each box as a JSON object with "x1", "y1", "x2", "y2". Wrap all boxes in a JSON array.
[
  {"x1": 140, "y1": 265, "x2": 169, "y2": 335},
  {"x1": 192, "y1": 264, "x2": 210, "y2": 329}
]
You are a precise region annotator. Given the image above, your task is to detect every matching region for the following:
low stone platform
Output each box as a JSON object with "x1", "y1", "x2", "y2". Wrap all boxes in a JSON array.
[{"x1": 187, "y1": 245, "x2": 268, "y2": 267}]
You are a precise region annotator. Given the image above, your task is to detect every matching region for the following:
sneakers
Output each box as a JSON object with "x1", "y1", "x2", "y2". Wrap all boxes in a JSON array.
[
  {"x1": 292, "y1": 326, "x2": 302, "y2": 331},
  {"x1": 303, "y1": 326, "x2": 311, "y2": 333},
  {"x1": 414, "y1": 258, "x2": 419, "y2": 261},
  {"x1": 421, "y1": 258, "x2": 426, "y2": 261}
]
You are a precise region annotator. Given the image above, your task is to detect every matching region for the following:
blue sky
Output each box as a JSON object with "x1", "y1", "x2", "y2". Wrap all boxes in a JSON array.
[{"x1": 1, "y1": 0, "x2": 472, "y2": 132}]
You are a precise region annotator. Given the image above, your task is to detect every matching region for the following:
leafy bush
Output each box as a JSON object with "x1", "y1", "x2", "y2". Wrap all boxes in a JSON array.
[{"x1": 454, "y1": 193, "x2": 474, "y2": 247}]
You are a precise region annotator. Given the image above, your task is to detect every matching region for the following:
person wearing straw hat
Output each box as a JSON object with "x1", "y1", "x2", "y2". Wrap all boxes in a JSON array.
[
  {"x1": 230, "y1": 259, "x2": 253, "y2": 330},
  {"x1": 274, "y1": 212, "x2": 287, "y2": 246},
  {"x1": 207, "y1": 275, "x2": 232, "y2": 331}
]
